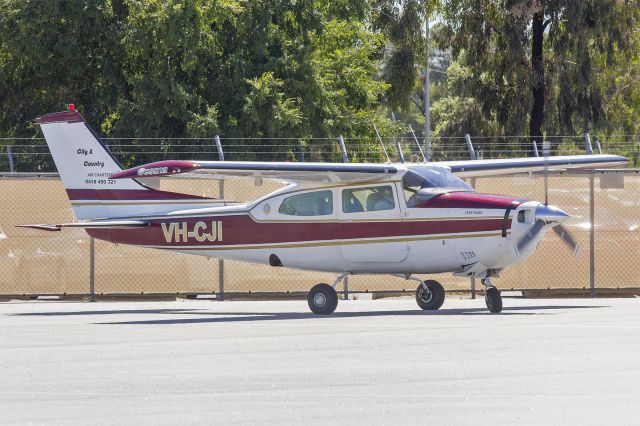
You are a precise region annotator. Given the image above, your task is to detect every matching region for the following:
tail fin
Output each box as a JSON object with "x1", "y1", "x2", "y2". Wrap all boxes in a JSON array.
[{"x1": 36, "y1": 110, "x2": 220, "y2": 220}]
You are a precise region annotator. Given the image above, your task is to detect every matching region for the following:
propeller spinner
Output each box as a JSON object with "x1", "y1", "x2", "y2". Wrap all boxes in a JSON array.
[{"x1": 516, "y1": 203, "x2": 580, "y2": 255}]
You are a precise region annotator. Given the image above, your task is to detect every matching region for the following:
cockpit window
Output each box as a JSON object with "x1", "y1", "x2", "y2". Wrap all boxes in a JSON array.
[
  {"x1": 403, "y1": 167, "x2": 474, "y2": 207},
  {"x1": 278, "y1": 190, "x2": 333, "y2": 216},
  {"x1": 342, "y1": 186, "x2": 395, "y2": 213}
]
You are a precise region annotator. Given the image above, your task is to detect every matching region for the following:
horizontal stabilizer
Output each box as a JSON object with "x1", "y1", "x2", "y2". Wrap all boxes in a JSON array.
[{"x1": 17, "y1": 220, "x2": 150, "y2": 232}]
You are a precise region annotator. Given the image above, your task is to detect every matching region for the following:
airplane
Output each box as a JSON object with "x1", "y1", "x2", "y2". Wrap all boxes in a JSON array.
[{"x1": 19, "y1": 109, "x2": 628, "y2": 314}]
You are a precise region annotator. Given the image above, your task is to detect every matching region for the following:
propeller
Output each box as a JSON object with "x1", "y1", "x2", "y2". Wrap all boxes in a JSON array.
[
  {"x1": 516, "y1": 219, "x2": 545, "y2": 252},
  {"x1": 553, "y1": 224, "x2": 581, "y2": 255},
  {"x1": 516, "y1": 204, "x2": 572, "y2": 253}
]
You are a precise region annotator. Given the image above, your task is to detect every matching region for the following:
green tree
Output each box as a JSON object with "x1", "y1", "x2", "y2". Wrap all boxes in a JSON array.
[
  {"x1": 0, "y1": 0, "x2": 122, "y2": 136},
  {"x1": 439, "y1": 0, "x2": 639, "y2": 152}
]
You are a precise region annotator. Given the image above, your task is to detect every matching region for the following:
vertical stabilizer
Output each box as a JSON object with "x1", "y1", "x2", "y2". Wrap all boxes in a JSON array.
[{"x1": 36, "y1": 110, "x2": 220, "y2": 220}]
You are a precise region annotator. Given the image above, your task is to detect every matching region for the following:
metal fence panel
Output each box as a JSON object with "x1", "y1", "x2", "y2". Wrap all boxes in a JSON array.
[
  {"x1": 0, "y1": 171, "x2": 639, "y2": 296},
  {"x1": 0, "y1": 176, "x2": 89, "y2": 294}
]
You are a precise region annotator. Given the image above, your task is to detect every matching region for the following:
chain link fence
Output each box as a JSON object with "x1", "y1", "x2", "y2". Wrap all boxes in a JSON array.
[
  {"x1": 2, "y1": 133, "x2": 640, "y2": 172},
  {"x1": 0, "y1": 170, "x2": 638, "y2": 297}
]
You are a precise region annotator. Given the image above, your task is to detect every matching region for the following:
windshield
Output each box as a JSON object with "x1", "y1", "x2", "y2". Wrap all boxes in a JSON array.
[
  {"x1": 402, "y1": 167, "x2": 474, "y2": 207},
  {"x1": 403, "y1": 167, "x2": 474, "y2": 192}
]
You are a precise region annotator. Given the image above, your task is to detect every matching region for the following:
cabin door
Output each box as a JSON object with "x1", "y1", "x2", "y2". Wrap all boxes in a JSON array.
[{"x1": 338, "y1": 184, "x2": 409, "y2": 263}]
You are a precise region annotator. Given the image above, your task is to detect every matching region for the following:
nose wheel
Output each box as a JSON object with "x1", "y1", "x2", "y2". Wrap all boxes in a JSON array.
[{"x1": 482, "y1": 278, "x2": 502, "y2": 313}]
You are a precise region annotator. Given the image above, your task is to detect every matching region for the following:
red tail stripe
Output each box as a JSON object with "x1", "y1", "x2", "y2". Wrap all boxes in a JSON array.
[{"x1": 35, "y1": 110, "x2": 85, "y2": 124}]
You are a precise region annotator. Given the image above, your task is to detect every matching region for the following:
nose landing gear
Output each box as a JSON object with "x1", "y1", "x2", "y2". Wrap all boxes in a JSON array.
[{"x1": 482, "y1": 277, "x2": 502, "y2": 313}]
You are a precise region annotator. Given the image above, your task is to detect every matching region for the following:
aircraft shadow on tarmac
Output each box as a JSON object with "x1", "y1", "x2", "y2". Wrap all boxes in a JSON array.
[
  {"x1": 12, "y1": 308, "x2": 200, "y2": 317},
  {"x1": 10, "y1": 304, "x2": 606, "y2": 325}
]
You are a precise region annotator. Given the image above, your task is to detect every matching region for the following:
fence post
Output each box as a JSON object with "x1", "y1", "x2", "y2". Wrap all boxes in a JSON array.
[
  {"x1": 89, "y1": 237, "x2": 95, "y2": 302},
  {"x1": 408, "y1": 124, "x2": 427, "y2": 162},
  {"x1": 464, "y1": 134, "x2": 477, "y2": 160},
  {"x1": 218, "y1": 178, "x2": 225, "y2": 301},
  {"x1": 7, "y1": 145, "x2": 15, "y2": 173},
  {"x1": 6, "y1": 145, "x2": 14, "y2": 172},
  {"x1": 338, "y1": 135, "x2": 348, "y2": 163},
  {"x1": 214, "y1": 135, "x2": 224, "y2": 161},
  {"x1": 584, "y1": 133, "x2": 594, "y2": 155},
  {"x1": 343, "y1": 276, "x2": 349, "y2": 300},
  {"x1": 470, "y1": 277, "x2": 476, "y2": 299},
  {"x1": 469, "y1": 176, "x2": 477, "y2": 299},
  {"x1": 395, "y1": 141, "x2": 405, "y2": 163},
  {"x1": 589, "y1": 172, "x2": 596, "y2": 298},
  {"x1": 216, "y1": 136, "x2": 226, "y2": 301}
]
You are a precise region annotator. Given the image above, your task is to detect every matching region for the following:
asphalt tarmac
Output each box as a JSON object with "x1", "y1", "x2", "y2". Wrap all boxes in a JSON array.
[{"x1": 1, "y1": 297, "x2": 640, "y2": 425}]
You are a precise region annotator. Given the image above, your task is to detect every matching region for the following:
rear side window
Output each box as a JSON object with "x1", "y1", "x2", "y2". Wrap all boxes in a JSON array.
[
  {"x1": 342, "y1": 186, "x2": 395, "y2": 213},
  {"x1": 278, "y1": 190, "x2": 333, "y2": 216}
]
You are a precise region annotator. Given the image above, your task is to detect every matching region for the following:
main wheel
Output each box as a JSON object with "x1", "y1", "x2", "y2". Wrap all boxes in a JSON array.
[
  {"x1": 415, "y1": 280, "x2": 445, "y2": 310},
  {"x1": 307, "y1": 283, "x2": 338, "y2": 315},
  {"x1": 485, "y1": 287, "x2": 502, "y2": 313}
]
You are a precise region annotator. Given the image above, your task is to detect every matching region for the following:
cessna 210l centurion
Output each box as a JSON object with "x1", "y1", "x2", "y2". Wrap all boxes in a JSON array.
[{"x1": 22, "y1": 110, "x2": 627, "y2": 314}]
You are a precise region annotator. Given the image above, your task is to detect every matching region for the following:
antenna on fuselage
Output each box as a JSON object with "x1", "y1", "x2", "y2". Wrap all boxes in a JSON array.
[
  {"x1": 372, "y1": 123, "x2": 391, "y2": 163},
  {"x1": 408, "y1": 124, "x2": 427, "y2": 163}
]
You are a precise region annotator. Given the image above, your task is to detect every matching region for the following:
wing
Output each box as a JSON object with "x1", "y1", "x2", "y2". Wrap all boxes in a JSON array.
[
  {"x1": 111, "y1": 160, "x2": 400, "y2": 183},
  {"x1": 438, "y1": 154, "x2": 628, "y2": 177},
  {"x1": 109, "y1": 154, "x2": 627, "y2": 184}
]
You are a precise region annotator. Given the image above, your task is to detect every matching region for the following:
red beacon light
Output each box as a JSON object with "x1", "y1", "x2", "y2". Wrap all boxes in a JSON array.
[{"x1": 69, "y1": 103, "x2": 75, "y2": 111}]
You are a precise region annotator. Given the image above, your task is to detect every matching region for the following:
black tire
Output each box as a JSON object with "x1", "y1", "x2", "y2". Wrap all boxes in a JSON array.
[
  {"x1": 485, "y1": 287, "x2": 502, "y2": 313},
  {"x1": 415, "y1": 280, "x2": 445, "y2": 310},
  {"x1": 307, "y1": 283, "x2": 338, "y2": 315}
]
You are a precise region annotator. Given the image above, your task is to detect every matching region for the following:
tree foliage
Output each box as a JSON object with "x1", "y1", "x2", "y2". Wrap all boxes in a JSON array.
[
  {"x1": 436, "y1": 0, "x2": 640, "y2": 151},
  {"x1": 0, "y1": 0, "x2": 639, "y2": 168},
  {"x1": 0, "y1": 0, "x2": 398, "y2": 164}
]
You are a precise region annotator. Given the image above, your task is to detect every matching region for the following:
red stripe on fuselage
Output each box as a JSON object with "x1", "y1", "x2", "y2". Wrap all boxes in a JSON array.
[
  {"x1": 87, "y1": 214, "x2": 510, "y2": 247},
  {"x1": 67, "y1": 188, "x2": 213, "y2": 201}
]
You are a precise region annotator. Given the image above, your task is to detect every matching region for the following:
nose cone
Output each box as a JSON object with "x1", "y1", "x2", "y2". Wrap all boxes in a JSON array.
[{"x1": 535, "y1": 204, "x2": 569, "y2": 225}]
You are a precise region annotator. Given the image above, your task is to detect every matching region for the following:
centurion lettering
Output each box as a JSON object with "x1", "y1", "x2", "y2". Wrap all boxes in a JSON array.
[{"x1": 161, "y1": 221, "x2": 223, "y2": 243}]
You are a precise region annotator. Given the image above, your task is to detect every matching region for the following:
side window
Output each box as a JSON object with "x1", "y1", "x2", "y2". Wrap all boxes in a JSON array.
[
  {"x1": 278, "y1": 190, "x2": 333, "y2": 216},
  {"x1": 342, "y1": 186, "x2": 395, "y2": 213}
]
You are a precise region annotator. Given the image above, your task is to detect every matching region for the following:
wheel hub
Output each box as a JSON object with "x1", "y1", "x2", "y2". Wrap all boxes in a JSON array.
[
  {"x1": 418, "y1": 287, "x2": 433, "y2": 303},
  {"x1": 313, "y1": 293, "x2": 327, "y2": 307}
]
